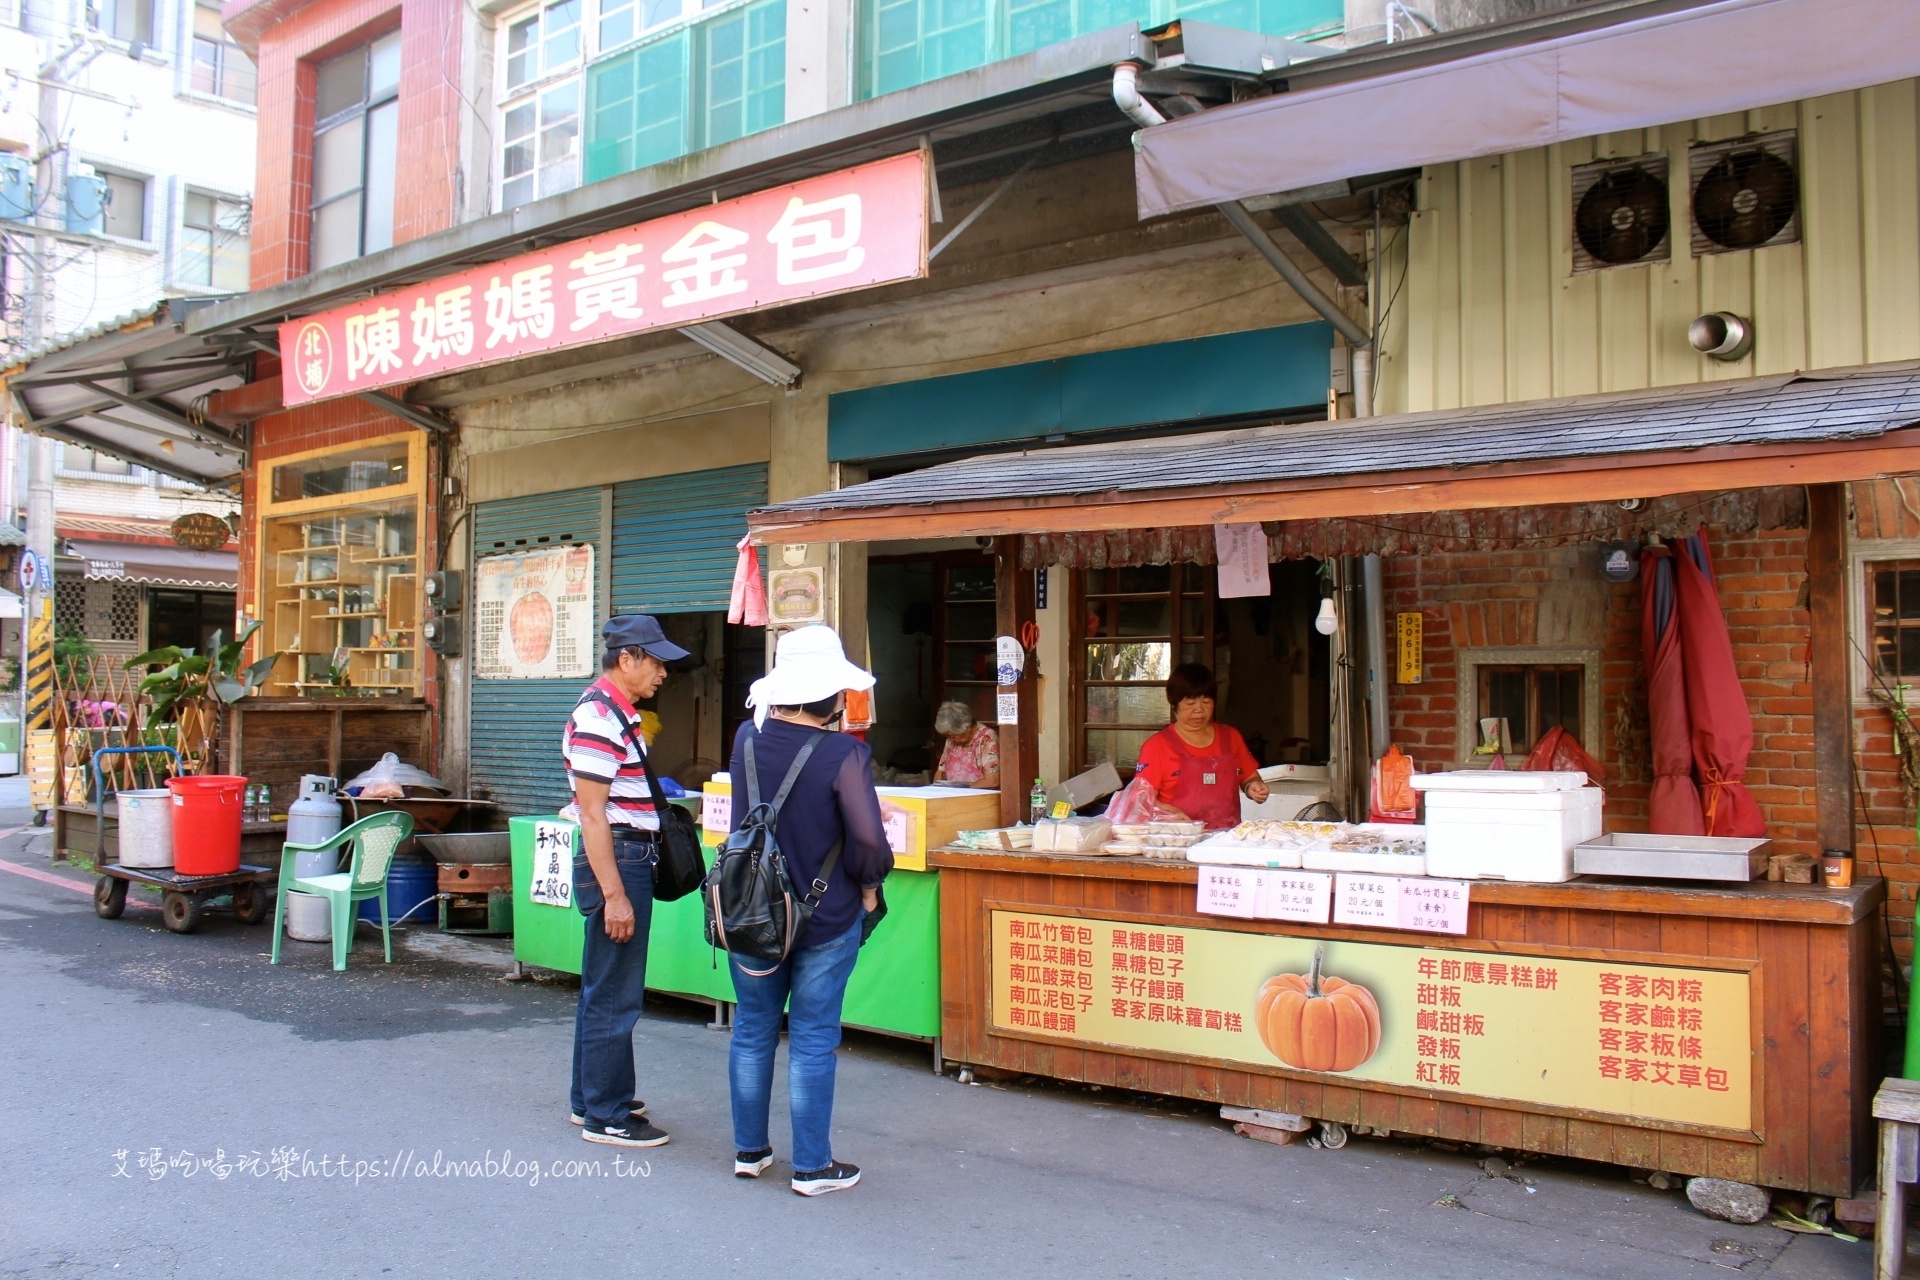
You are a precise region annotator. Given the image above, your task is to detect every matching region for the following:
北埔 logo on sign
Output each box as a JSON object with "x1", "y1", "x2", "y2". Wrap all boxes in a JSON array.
[{"x1": 292, "y1": 321, "x2": 334, "y2": 398}]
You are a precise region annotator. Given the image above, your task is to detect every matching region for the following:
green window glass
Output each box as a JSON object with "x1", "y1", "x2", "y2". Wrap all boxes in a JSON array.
[
  {"x1": 704, "y1": 0, "x2": 786, "y2": 147},
  {"x1": 584, "y1": 31, "x2": 689, "y2": 183},
  {"x1": 861, "y1": 0, "x2": 1338, "y2": 98},
  {"x1": 584, "y1": 0, "x2": 785, "y2": 185}
]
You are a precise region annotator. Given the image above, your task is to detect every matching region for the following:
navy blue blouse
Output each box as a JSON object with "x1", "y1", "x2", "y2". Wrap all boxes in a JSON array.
[{"x1": 728, "y1": 718, "x2": 893, "y2": 950}]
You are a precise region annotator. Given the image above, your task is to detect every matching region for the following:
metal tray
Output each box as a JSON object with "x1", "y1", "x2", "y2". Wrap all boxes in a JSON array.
[
  {"x1": 1573, "y1": 833, "x2": 1771, "y2": 882},
  {"x1": 414, "y1": 832, "x2": 511, "y2": 864}
]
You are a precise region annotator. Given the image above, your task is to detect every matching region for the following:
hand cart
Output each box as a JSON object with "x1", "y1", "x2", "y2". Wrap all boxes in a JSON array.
[{"x1": 88, "y1": 745, "x2": 275, "y2": 934}]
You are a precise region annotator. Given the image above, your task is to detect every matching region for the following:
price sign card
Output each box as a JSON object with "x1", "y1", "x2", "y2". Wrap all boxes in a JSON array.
[
  {"x1": 1197, "y1": 868, "x2": 1331, "y2": 923},
  {"x1": 528, "y1": 820, "x2": 576, "y2": 909},
  {"x1": 702, "y1": 789, "x2": 733, "y2": 834},
  {"x1": 1196, "y1": 866, "x2": 1260, "y2": 918},
  {"x1": 1397, "y1": 877, "x2": 1471, "y2": 934},
  {"x1": 1333, "y1": 874, "x2": 1399, "y2": 928},
  {"x1": 1256, "y1": 870, "x2": 1333, "y2": 923}
]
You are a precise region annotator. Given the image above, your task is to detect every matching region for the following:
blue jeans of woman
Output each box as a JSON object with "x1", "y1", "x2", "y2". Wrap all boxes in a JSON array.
[
  {"x1": 570, "y1": 834, "x2": 657, "y2": 1128},
  {"x1": 728, "y1": 917, "x2": 863, "y2": 1172}
]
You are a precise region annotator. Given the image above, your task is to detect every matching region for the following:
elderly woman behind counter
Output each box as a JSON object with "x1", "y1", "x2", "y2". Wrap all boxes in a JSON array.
[{"x1": 931, "y1": 701, "x2": 1000, "y2": 790}]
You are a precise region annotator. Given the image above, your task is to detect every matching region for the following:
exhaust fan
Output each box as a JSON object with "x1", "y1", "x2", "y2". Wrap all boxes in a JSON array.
[
  {"x1": 1690, "y1": 131, "x2": 1799, "y2": 255},
  {"x1": 1571, "y1": 155, "x2": 1671, "y2": 273}
]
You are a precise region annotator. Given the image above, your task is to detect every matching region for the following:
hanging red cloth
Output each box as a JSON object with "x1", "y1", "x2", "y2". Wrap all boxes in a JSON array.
[
  {"x1": 1640, "y1": 544, "x2": 1705, "y2": 834},
  {"x1": 727, "y1": 535, "x2": 767, "y2": 626},
  {"x1": 1671, "y1": 533, "x2": 1766, "y2": 837}
]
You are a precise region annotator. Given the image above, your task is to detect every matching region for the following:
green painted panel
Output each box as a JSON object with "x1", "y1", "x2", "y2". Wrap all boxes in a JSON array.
[
  {"x1": 828, "y1": 321, "x2": 1332, "y2": 461},
  {"x1": 513, "y1": 816, "x2": 941, "y2": 1038}
]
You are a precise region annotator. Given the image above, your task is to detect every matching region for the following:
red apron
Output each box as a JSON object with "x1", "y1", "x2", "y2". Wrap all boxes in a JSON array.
[{"x1": 1156, "y1": 727, "x2": 1243, "y2": 830}]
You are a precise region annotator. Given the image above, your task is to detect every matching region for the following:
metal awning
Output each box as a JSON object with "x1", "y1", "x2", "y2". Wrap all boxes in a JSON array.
[
  {"x1": 747, "y1": 362, "x2": 1920, "y2": 542},
  {"x1": 1135, "y1": 0, "x2": 1920, "y2": 217},
  {"x1": 69, "y1": 540, "x2": 239, "y2": 590},
  {"x1": 6, "y1": 299, "x2": 252, "y2": 488}
]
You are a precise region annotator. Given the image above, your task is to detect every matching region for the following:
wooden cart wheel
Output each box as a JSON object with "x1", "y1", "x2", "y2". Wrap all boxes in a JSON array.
[
  {"x1": 162, "y1": 891, "x2": 202, "y2": 934},
  {"x1": 93, "y1": 876, "x2": 127, "y2": 919},
  {"x1": 231, "y1": 882, "x2": 271, "y2": 925}
]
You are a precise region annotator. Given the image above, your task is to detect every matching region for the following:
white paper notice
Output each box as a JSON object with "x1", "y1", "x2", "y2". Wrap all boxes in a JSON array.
[
  {"x1": 882, "y1": 808, "x2": 911, "y2": 855},
  {"x1": 1257, "y1": 869, "x2": 1333, "y2": 923},
  {"x1": 1397, "y1": 877, "x2": 1471, "y2": 934},
  {"x1": 702, "y1": 790, "x2": 732, "y2": 834},
  {"x1": 997, "y1": 691, "x2": 1019, "y2": 725},
  {"x1": 528, "y1": 820, "x2": 576, "y2": 909},
  {"x1": 1213, "y1": 522, "x2": 1272, "y2": 599},
  {"x1": 1196, "y1": 866, "x2": 1259, "y2": 918},
  {"x1": 1333, "y1": 874, "x2": 1400, "y2": 928},
  {"x1": 474, "y1": 543, "x2": 596, "y2": 680}
]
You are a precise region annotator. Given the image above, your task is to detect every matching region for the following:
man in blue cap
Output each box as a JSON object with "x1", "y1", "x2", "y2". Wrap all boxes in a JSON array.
[{"x1": 562, "y1": 613, "x2": 688, "y2": 1147}]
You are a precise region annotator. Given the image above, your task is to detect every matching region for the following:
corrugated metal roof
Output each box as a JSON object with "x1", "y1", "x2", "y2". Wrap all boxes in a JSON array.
[
  {"x1": 0, "y1": 522, "x2": 25, "y2": 547},
  {"x1": 2, "y1": 301, "x2": 168, "y2": 373},
  {"x1": 757, "y1": 363, "x2": 1920, "y2": 517}
]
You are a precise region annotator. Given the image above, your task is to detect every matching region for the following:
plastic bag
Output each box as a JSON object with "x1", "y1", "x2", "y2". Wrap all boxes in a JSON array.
[
  {"x1": 1522, "y1": 726, "x2": 1607, "y2": 784},
  {"x1": 1369, "y1": 745, "x2": 1419, "y2": 823},
  {"x1": 1102, "y1": 776, "x2": 1190, "y2": 825},
  {"x1": 344, "y1": 752, "x2": 446, "y2": 798}
]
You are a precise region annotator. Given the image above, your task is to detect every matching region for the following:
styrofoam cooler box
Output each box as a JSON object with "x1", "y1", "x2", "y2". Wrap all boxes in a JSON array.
[{"x1": 1422, "y1": 787, "x2": 1603, "y2": 882}]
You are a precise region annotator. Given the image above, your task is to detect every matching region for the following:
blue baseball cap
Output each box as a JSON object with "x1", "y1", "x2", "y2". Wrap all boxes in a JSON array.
[{"x1": 603, "y1": 613, "x2": 690, "y2": 663}]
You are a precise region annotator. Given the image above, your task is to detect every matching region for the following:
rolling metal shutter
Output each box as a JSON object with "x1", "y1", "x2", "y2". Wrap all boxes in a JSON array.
[
  {"x1": 610, "y1": 463, "x2": 767, "y2": 613},
  {"x1": 468, "y1": 487, "x2": 605, "y2": 816}
]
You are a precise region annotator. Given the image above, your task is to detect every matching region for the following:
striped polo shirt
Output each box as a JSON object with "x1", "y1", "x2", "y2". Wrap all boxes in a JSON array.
[{"x1": 559, "y1": 677, "x2": 659, "y2": 831}]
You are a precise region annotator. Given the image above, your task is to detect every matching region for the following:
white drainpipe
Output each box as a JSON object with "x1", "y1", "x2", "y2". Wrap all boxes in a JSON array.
[{"x1": 1111, "y1": 62, "x2": 1166, "y2": 129}]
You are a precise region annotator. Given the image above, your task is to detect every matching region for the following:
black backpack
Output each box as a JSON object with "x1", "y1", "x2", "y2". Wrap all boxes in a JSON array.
[{"x1": 702, "y1": 729, "x2": 841, "y2": 976}]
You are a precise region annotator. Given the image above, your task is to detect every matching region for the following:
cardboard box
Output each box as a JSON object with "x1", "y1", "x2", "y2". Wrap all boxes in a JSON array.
[{"x1": 876, "y1": 785, "x2": 1001, "y2": 871}]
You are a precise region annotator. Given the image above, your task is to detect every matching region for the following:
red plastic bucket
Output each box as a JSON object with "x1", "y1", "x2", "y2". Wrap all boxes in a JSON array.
[{"x1": 168, "y1": 776, "x2": 246, "y2": 876}]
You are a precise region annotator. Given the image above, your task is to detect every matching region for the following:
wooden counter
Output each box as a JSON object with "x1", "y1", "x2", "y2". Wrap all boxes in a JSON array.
[{"x1": 930, "y1": 848, "x2": 1885, "y2": 1196}]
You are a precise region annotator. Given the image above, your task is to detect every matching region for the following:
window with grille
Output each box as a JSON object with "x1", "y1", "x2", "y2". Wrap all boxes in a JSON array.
[
  {"x1": 55, "y1": 579, "x2": 87, "y2": 633},
  {"x1": 109, "y1": 584, "x2": 140, "y2": 641},
  {"x1": 1070, "y1": 564, "x2": 1214, "y2": 775},
  {"x1": 1868, "y1": 560, "x2": 1920, "y2": 682},
  {"x1": 89, "y1": 0, "x2": 153, "y2": 44},
  {"x1": 1475, "y1": 664, "x2": 1583, "y2": 754}
]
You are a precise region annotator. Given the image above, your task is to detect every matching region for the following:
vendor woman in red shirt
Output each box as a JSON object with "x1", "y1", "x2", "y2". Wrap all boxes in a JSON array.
[{"x1": 1133, "y1": 663, "x2": 1271, "y2": 830}]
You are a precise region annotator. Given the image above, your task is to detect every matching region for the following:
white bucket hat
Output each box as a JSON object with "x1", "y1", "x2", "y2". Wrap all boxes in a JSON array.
[{"x1": 746, "y1": 625, "x2": 876, "y2": 728}]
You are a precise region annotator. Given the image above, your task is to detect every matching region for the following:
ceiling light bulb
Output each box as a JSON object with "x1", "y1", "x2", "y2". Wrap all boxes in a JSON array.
[{"x1": 1314, "y1": 596, "x2": 1338, "y2": 636}]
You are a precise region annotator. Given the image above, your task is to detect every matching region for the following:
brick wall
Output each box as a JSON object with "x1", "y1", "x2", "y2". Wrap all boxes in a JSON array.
[
  {"x1": 247, "y1": 0, "x2": 463, "y2": 287},
  {"x1": 1383, "y1": 524, "x2": 1917, "y2": 954}
]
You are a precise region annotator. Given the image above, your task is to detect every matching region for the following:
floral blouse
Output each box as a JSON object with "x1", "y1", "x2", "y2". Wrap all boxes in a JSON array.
[{"x1": 936, "y1": 723, "x2": 1000, "y2": 786}]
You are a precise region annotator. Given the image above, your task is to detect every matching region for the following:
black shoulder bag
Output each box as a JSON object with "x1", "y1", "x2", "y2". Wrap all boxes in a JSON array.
[{"x1": 586, "y1": 690, "x2": 706, "y2": 902}]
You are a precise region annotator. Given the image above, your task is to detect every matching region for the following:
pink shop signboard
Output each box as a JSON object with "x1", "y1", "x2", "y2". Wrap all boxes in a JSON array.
[{"x1": 279, "y1": 151, "x2": 930, "y2": 406}]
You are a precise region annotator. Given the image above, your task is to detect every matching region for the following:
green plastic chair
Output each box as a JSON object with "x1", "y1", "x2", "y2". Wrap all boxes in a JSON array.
[{"x1": 270, "y1": 810, "x2": 416, "y2": 971}]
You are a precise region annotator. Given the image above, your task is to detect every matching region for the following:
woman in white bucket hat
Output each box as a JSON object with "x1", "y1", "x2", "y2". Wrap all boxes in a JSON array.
[{"x1": 728, "y1": 625, "x2": 892, "y2": 1196}]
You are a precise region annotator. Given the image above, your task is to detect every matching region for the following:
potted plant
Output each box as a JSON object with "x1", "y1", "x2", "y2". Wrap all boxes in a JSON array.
[{"x1": 127, "y1": 623, "x2": 281, "y2": 770}]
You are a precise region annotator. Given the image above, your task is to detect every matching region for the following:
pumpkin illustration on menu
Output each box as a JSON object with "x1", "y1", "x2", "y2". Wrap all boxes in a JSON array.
[
  {"x1": 1255, "y1": 944, "x2": 1382, "y2": 1073},
  {"x1": 508, "y1": 590, "x2": 555, "y2": 666}
]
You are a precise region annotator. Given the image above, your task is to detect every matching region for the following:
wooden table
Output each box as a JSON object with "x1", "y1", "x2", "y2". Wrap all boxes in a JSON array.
[{"x1": 931, "y1": 849, "x2": 1886, "y2": 1196}]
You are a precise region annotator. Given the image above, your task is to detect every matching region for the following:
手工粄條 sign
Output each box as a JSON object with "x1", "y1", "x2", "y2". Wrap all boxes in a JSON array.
[{"x1": 279, "y1": 152, "x2": 930, "y2": 406}]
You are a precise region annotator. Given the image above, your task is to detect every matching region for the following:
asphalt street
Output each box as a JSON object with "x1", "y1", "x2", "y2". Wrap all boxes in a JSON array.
[{"x1": 0, "y1": 817, "x2": 1873, "y2": 1280}]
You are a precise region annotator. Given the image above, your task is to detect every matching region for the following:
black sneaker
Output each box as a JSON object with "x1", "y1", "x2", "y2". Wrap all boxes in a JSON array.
[
  {"x1": 581, "y1": 1120, "x2": 670, "y2": 1148},
  {"x1": 571, "y1": 1100, "x2": 647, "y2": 1127},
  {"x1": 791, "y1": 1161, "x2": 860, "y2": 1196},
  {"x1": 735, "y1": 1148, "x2": 774, "y2": 1178}
]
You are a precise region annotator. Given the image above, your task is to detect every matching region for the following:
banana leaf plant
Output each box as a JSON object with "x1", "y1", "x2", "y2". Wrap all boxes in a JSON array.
[{"x1": 127, "y1": 623, "x2": 281, "y2": 767}]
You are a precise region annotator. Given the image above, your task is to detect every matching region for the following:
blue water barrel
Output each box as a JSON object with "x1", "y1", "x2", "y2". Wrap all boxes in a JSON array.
[{"x1": 360, "y1": 857, "x2": 437, "y2": 925}]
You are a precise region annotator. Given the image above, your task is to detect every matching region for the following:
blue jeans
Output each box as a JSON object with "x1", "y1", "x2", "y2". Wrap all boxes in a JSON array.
[
  {"x1": 728, "y1": 916, "x2": 864, "y2": 1172},
  {"x1": 570, "y1": 835, "x2": 657, "y2": 1128}
]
